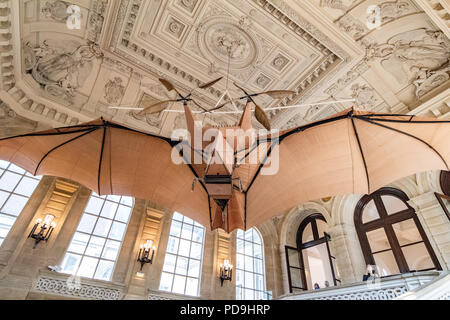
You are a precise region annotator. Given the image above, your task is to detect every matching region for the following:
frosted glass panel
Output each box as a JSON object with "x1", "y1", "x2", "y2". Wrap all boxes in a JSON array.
[
  {"x1": 392, "y1": 219, "x2": 422, "y2": 246},
  {"x1": 362, "y1": 199, "x2": 380, "y2": 223},
  {"x1": 402, "y1": 242, "x2": 434, "y2": 271},
  {"x1": 302, "y1": 223, "x2": 313, "y2": 243},
  {"x1": 373, "y1": 250, "x2": 400, "y2": 276},
  {"x1": 367, "y1": 228, "x2": 390, "y2": 252},
  {"x1": 381, "y1": 195, "x2": 408, "y2": 214}
]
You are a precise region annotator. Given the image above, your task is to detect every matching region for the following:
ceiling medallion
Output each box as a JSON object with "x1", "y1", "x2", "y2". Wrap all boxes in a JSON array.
[{"x1": 198, "y1": 18, "x2": 258, "y2": 70}]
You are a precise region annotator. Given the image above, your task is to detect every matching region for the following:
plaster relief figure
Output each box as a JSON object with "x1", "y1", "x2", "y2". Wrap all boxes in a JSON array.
[
  {"x1": 24, "y1": 42, "x2": 103, "y2": 102},
  {"x1": 366, "y1": 29, "x2": 450, "y2": 97}
]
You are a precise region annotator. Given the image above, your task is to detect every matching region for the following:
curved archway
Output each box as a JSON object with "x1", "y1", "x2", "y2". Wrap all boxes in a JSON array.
[{"x1": 354, "y1": 187, "x2": 441, "y2": 276}]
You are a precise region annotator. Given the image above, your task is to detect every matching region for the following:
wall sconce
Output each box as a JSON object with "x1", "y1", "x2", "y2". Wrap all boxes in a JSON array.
[
  {"x1": 137, "y1": 240, "x2": 156, "y2": 271},
  {"x1": 28, "y1": 214, "x2": 56, "y2": 248},
  {"x1": 219, "y1": 259, "x2": 233, "y2": 286}
]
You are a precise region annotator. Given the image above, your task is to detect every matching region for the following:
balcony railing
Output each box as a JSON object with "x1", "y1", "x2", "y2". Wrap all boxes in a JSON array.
[{"x1": 278, "y1": 271, "x2": 446, "y2": 300}]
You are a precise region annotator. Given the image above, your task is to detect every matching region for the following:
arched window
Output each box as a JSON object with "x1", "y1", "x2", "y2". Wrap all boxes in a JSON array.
[
  {"x1": 283, "y1": 214, "x2": 339, "y2": 292},
  {"x1": 0, "y1": 160, "x2": 42, "y2": 247},
  {"x1": 60, "y1": 193, "x2": 134, "y2": 281},
  {"x1": 355, "y1": 188, "x2": 440, "y2": 276},
  {"x1": 159, "y1": 212, "x2": 205, "y2": 297},
  {"x1": 236, "y1": 228, "x2": 267, "y2": 300}
]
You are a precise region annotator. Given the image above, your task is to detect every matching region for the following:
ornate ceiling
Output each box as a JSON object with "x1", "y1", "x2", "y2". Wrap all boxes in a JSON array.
[{"x1": 0, "y1": 0, "x2": 449, "y2": 136}]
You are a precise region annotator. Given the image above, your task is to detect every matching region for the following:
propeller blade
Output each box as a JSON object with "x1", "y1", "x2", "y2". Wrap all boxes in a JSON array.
[
  {"x1": 137, "y1": 100, "x2": 177, "y2": 115},
  {"x1": 199, "y1": 77, "x2": 223, "y2": 89},
  {"x1": 259, "y1": 90, "x2": 296, "y2": 99},
  {"x1": 158, "y1": 78, "x2": 181, "y2": 95},
  {"x1": 254, "y1": 103, "x2": 271, "y2": 131}
]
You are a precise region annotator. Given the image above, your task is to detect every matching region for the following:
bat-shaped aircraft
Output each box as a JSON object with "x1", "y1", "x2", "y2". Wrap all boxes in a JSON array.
[{"x1": 0, "y1": 78, "x2": 449, "y2": 232}]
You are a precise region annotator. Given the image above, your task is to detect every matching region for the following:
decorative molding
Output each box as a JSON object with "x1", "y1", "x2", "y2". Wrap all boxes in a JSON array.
[{"x1": 33, "y1": 276, "x2": 123, "y2": 300}]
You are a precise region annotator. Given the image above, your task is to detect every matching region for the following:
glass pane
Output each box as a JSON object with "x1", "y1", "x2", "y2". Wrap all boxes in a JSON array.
[
  {"x1": 172, "y1": 275, "x2": 186, "y2": 294},
  {"x1": 254, "y1": 259, "x2": 263, "y2": 274},
  {"x1": 94, "y1": 260, "x2": 114, "y2": 281},
  {"x1": 178, "y1": 239, "x2": 191, "y2": 257},
  {"x1": 367, "y1": 228, "x2": 391, "y2": 252},
  {"x1": 237, "y1": 229, "x2": 244, "y2": 240},
  {"x1": 236, "y1": 238, "x2": 244, "y2": 254},
  {"x1": 192, "y1": 227, "x2": 204, "y2": 242},
  {"x1": 236, "y1": 254, "x2": 244, "y2": 270},
  {"x1": 236, "y1": 269, "x2": 244, "y2": 287},
  {"x1": 316, "y1": 220, "x2": 328, "y2": 238},
  {"x1": 77, "y1": 256, "x2": 99, "y2": 278},
  {"x1": 190, "y1": 242, "x2": 202, "y2": 260},
  {"x1": 172, "y1": 212, "x2": 183, "y2": 221},
  {"x1": 373, "y1": 250, "x2": 400, "y2": 276},
  {"x1": 302, "y1": 223, "x2": 314, "y2": 243},
  {"x1": 2, "y1": 194, "x2": 28, "y2": 216},
  {"x1": 253, "y1": 229, "x2": 262, "y2": 244},
  {"x1": 60, "y1": 253, "x2": 82, "y2": 274},
  {"x1": 289, "y1": 267, "x2": 304, "y2": 289},
  {"x1": 8, "y1": 164, "x2": 25, "y2": 174},
  {"x1": 159, "y1": 272, "x2": 174, "y2": 292},
  {"x1": 0, "y1": 160, "x2": 9, "y2": 169},
  {"x1": 102, "y1": 240, "x2": 120, "y2": 261},
  {"x1": 362, "y1": 199, "x2": 380, "y2": 223},
  {"x1": 245, "y1": 229, "x2": 253, "y2": 242},
  {"x1": 175, "y1": 256, "x2": 188, "y2": 275},
  {"x1": 106, "y1": 195, "x2": 121, "y2": 203},
  {"x1": 166, "y1": 236, "x2": 179, "y2": 254},
  {"x1": 381, "y1": 195, "x2": 409, "y2": 214},
  {"x1": 170, "y1": 220, "x2": 182, "y2": 237},
  {"x1": 120, "y1": 196, "x2": 133, "y2": 206},
  {"x1": 114, "y1": 205, "x2": 131, "y2": 223},
  {"x1": 85, "y1": 236, "x2": 106, "y2": 257},
  {"x1": 77, "y1": 214, "x2": 97, "y2": 234},
  {"x1": 0, "y1": 214, "x2": 15, "y2": 238},
  {"x1": 255, "y1": 274, "x2": 264, "y2": 291},
  {"x1": 92, "y1": 218, "x2": 112, "y2": 237},
  {"x1": 85, "y1": 197, "x2": 104, "y2": 215},
  {"x1": 14, "y1": 177, "x2": 39, "y2": 197},
  {"x1": 183, "y1": 216, "x2": 194, "y2": 225},
  {"x1": 392, "y1": 219, "x2": 422, "y2": 246},
  {"x1": 254, "y1": 244, "x2": 262, "y2": 259},
  {"x1": 244, "y1": 241, "x2": 252, "y2": 256},
  {"x1": 402, "y1": 242, "x2": 434, "y2": 271},
  {"x1": 185, "y1": 278, "x2": 198, "y2": 296},
  {"x1": 68, "y1": 232, "x2": 90, "y2": 254},
  {"x1": 188, "y1": 259, "x2": 200, "y2": 278},
  {"x1": 286, "y1": 248, "x2": 300, "y2": 268},
  {"x1": 245, "y1": 271, "x2": 254, "y2": 289},
  {"x1": 244, "y1": 255, "x2": 253, "y2": 272},
  {"x1": 100, "y1": 201, "x2": 118, "y2": 219},
  {"x1": 0, "y1": 172, "x2": 21, "y2": 191},
  {"x1": 163, "y1": 254, "x2": 177, "y2": 273},
  {"x1": 181, "y1": 223, "x2": 193, "y2": 240},
  {"x1": 244, "y1": 289, "x2": 254, "y2": 299},
  {"x1": 0, "y1": 190, "x2": 9, "y2": 209},
  {"x1": 108, "y1": 222, "x2": 127, "y2": 241}
]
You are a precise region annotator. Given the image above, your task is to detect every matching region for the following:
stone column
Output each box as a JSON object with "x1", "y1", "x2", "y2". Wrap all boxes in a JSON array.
[
  {"x1": 113, "y1": 199, "x2": 147, "y2": 284},
  {"x1": 409, "y1": 192, "x2": 450, "y2": 270},
  {"x1": 328, "y1": 223, "x2": 366, "y2": 285}
]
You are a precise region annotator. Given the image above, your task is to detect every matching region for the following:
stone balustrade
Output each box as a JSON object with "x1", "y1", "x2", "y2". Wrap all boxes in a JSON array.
[{"x1": 278, "y1": 271, "x2": 445, "y2": 300}]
